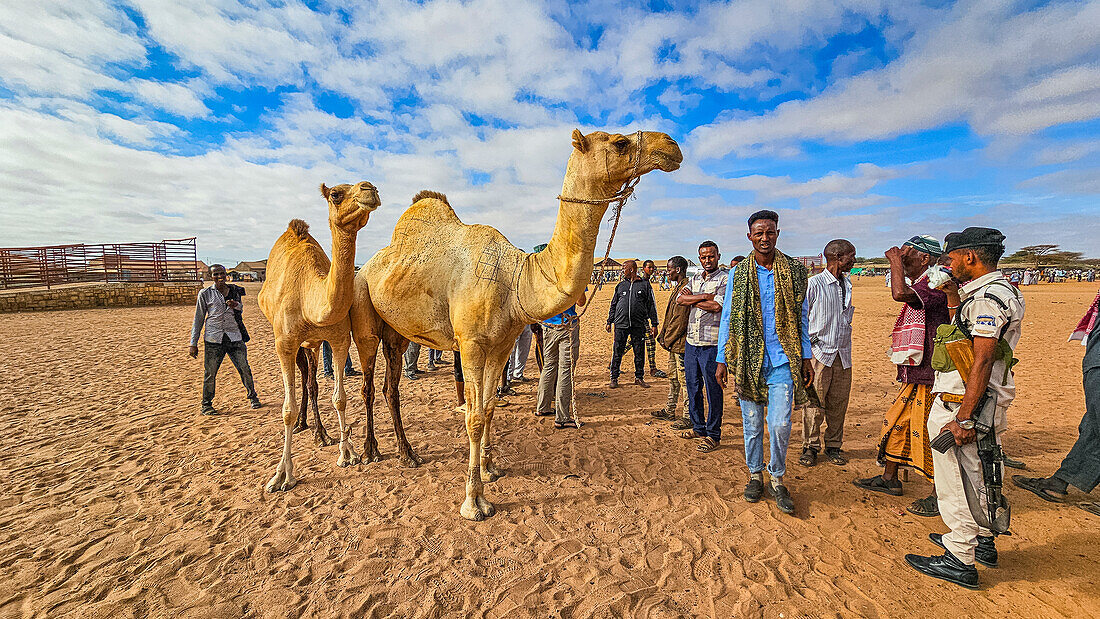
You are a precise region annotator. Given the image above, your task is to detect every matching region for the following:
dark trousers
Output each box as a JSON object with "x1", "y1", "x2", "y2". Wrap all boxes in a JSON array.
[
  {"x1": 203, "y1": 337, "x2": 257, "y2": 408},
  {"x1": 1055, "y1": 330, "x2": 1100, "y2": 492},
  {"x1": 685, "y1": 343, "x2": 723, "y2": 441},
  {"x1": 610, "y1": 325, "x2": 646, "y2": 380}
]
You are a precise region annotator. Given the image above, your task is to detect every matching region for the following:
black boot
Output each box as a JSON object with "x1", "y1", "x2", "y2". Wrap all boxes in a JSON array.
[
  {"x1": 905, "y1": 551, "x2": 979, "y2": 589},
  {"x1": 929, "y1": 533, "x2": 998, "y2": 568}
]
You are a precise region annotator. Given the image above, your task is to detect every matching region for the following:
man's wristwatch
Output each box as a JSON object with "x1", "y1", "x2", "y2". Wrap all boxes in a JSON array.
[{"x1": 955, "y1": 417, "x2": 976, "y2": 430}]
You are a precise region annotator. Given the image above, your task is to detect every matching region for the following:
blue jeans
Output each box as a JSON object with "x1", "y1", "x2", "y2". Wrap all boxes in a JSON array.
[
  {"x1": 321, "y1": 341, "x2": 354, "y2": 375},
  {"x1": 685, "y1": 343, "x2": 723, "y2": 441},
  {"x1": 740, "y1": 362, "x2": 795, "y2": 477}
]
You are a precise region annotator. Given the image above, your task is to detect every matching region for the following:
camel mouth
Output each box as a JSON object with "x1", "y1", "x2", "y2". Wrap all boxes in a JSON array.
[
  {"x1": 356, "y1": 193, "x2": 380, "y2": 213},
  {"x1": 653, "y1": 150, "x2": 682, "y2": 172}
]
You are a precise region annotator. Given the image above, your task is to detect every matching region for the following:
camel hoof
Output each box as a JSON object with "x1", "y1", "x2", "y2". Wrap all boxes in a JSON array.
[
  {"x1": 460, "y1": 498, "x2": 485, "y2": 521},
  {"x1": 400, "y1": 452, "x2": 424, "y2": 468},
  {"x1": 265, "y1": 471, "x2": 286, "y2": 493},
  {"x1": 476, "y1": 496, "x2": 496, "y2": 518},
  {"x1": 292, "y1": 424, "x2": 309, "y2": 434},
  {"x1": 337, "y1": 452, "x2": 361, "y2": 467},
  {"x1": 280, "y1": 477, "x2": 298, "y2": 492},
  {"x1": 314, "y1": 431, "x2": 337, "y2": 448}
]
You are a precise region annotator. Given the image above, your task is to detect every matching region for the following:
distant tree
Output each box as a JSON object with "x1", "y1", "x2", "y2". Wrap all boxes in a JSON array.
[
  {"x1": 1048, "y1": 250, "x2": 1084, "y2": 263},
  {"x1": 1015, "y1": 244, "x2": 1061, "y2": 269}
]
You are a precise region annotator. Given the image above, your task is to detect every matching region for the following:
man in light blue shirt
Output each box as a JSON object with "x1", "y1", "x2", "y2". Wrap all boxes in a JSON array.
[{"x1": 716, "y1": 210, "x2": 812, "y2": 515}]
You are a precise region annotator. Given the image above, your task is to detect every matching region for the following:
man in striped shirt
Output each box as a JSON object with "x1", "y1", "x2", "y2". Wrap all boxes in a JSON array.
[
  {"x1": 189, "y1": 264, "x2": 261, "y2": 415},
  {"x1": 800, "y1": 240, "x2": 856, "y2": 467}
]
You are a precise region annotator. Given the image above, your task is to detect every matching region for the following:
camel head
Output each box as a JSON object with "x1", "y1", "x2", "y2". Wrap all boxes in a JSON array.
[
  {"x1": 567, "y1": 129, "x2": 683, "y2": 193},
  {"x1": 320, "y1": 181, "x2": 380, "y2": 233}
]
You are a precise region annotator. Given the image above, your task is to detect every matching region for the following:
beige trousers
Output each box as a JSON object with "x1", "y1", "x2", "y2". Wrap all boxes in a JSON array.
[
  {"x1": 665, "y1": 350, "x2": 689, "y2": 418},
  {"x1": 801, "y1": 357, "x2": 852, "y2": 450},
  {"x1": 928, "y1": 397, "x2": 1007, "y2": 566}
]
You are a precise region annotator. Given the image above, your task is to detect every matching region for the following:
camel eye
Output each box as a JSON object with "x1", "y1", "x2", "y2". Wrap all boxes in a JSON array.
[
  {"x1": 331, "y1": 191, "x2": 344, "y2": 202},
  {"x1": 613, "y1": 139, "x2": 629, "y2": 150}
]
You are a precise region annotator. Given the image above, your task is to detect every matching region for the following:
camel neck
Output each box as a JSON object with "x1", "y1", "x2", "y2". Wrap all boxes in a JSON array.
[
  {"x1": 520, "y1": 161, "x2": 616, "y2": 321},
  {"x1": 313, "y1": 225, "x2": 358, "y2": 325}
]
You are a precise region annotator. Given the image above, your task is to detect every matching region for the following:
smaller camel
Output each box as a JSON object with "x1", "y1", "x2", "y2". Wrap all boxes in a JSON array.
[{"x1": 258, "y1": 181, "x2": 379, "y2": 492}]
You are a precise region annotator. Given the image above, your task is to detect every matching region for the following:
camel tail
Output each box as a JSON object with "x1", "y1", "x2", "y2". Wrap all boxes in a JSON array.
[
  {"x1": 412, "y1": 190, "x2": 448, "y2": 205},
  {"x1": 287, "y1": 219, "x2": 310, "y2": 240}
]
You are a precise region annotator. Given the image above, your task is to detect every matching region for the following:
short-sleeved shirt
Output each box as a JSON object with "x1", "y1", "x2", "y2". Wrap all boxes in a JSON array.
[
  {"x1": 897, "y1": 275, "x2": 949, "y2": 385},
  {"x1": 685, "y1": 268, "x2": 728, "y2": 347},
  {"x1": 544, "y1": 305, "x2": 577, "y2": 325},
  {"x1": 932, "y1": 271, "x2": 1025, "y2": 405}
]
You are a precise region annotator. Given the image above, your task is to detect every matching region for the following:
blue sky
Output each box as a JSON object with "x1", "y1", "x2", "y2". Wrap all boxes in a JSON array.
[{"x1": 1, "y1": 0, "x2": 1098, "y2": 265}]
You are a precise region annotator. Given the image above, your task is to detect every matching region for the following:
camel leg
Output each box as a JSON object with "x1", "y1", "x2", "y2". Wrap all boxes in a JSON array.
[
  {"x1": 331, "y1": 339, "x2": 360, "y2": 467},
  {"x1": 266, "y1": 340, "x2": 300, "y2": 492},
  {"x1": 479, "y1": 349, "x2": 509, "y2": 483},
  {"x1": 355, "y1": 334, "x2": 383, "y2": 463},
  {"x1": 381, "y1": 328, "x2": 423, "y2": 468},
  {"x1": 458, "y1": 344, "x2": 495, "y2": 520},
  {"x1": 309, "y1": 348, "x2": 336, "y2": 447},
  {"x1": 293, "y1": 348, "x2": 310, "y2": 433}
]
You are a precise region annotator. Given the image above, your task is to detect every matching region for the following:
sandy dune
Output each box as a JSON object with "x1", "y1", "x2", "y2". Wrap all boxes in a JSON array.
[{"x1": 0, "y1": 278, "x2": 1097, "y2": 618}]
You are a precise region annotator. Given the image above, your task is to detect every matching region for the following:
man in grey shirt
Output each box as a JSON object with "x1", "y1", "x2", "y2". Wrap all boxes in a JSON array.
[{"x1": 189, "y1": 264, "x2": 260, "y2": 415}]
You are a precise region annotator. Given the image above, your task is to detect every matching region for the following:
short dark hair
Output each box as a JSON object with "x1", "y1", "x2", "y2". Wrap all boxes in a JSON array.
[
  {"x1": 732, "y1": 255, "x2": 745, "y2": 263},
  {"x1": 823, "y1": 239, "x2": 855, "y2": 259},
  {"x1": 210, "y1": 263, "x2": 226, "y2": 272},
  {"x1": 972, "y1": 245, "x2": 1004, "y2": 267},
  {"x1": 699, "y1": 240, "x2": 718, "y2": 252},
  {"x1": 748, "y1": 209, "x2": 779, "y2": 229},
  {"x1": 643, "y1": 259, "x2": 655, "y2": 268},
  {"x1": 668, "y1": 256, "x2": 688, "y2": 272}
]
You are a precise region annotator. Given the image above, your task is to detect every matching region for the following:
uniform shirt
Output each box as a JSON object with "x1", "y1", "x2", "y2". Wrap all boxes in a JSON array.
[
  {"x1": 806, "y1": 269, "x2": 854, "y2": 368},
  {"x1": 716, "y1": 262, "x2": 812, "y2": 366},
  {"x1": 685, "y1": 268, "x2": 728, "y2": 347},
  {"x1": 190, "y1": 285, "x2": 243, "y2": 346},
  {"x1": 932, "y1": 271, "x2": 1025, "y2": 406}
]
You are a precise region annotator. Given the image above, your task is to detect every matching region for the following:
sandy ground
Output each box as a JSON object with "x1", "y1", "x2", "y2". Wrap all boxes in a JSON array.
[{"x1": 1, "y1": 277, "x2": 1098, "y2": 618}]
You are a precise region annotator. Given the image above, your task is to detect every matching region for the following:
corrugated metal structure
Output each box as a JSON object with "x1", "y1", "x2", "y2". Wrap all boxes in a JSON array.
[{"x1": 0, "y1": 238, "x2": 200, "y2": 290}]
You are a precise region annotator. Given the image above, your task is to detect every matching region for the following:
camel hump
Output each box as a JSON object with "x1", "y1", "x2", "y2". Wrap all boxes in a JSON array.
[
  {"x1": 412, "y1": 190, "x2": 448, "y2": 205},
  {"x1": 287, "y1": 219, "x2": 310, "y2": 240}
]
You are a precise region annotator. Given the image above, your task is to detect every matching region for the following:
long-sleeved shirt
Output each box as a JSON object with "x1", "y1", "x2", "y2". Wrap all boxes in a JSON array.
[
  {"x1": 190, "y1": 285, "x2": 243, "y2": 346},
  {"x1": 806, "y1": 269, "x2": 854, "y2": 368},
  {"x1": 716, "y1": 261, "x2": 811, "y2": 366},
  {"x1": 607, "y1": 278, "x2": 658, "y2": 329}
]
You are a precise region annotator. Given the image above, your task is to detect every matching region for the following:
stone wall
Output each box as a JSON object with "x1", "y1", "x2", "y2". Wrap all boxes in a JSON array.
[{"x1": 0, "y1": 281, "x2": 204, "y2": 313}]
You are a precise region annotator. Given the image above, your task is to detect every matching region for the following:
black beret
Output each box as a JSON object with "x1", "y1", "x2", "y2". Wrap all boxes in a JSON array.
[{"x1": 943, "y1": 226, "x2": 1005, "y2": 254}]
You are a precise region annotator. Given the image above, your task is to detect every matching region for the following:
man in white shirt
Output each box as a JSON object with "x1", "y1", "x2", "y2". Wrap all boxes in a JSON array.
[
  {"x1": 800, "y1": 240, "x2": 856, "y2": 467},
  {"x1": 189, "y1": 264, "x2": 260, "y2": 415}
]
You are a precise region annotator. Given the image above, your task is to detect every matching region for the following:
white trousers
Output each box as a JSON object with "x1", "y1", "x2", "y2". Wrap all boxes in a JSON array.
[{"x1": 927, "y1": 397, "x2": 1007, "y2": 565}]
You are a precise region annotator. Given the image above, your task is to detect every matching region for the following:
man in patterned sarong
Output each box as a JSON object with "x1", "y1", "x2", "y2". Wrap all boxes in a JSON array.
[{"x1": 855, "y1": 235, "x2": 947, "y2": 517}]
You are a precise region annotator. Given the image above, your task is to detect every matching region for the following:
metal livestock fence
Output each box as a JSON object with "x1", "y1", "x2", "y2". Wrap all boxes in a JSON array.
[{"x1": 0, "y1": 238, "x2": 200, "y2": 290}]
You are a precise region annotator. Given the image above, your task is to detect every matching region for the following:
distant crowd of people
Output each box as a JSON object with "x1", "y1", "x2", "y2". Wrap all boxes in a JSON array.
[{"x1": 189, "y1": 213, "x2": 1100, "y2": 592}]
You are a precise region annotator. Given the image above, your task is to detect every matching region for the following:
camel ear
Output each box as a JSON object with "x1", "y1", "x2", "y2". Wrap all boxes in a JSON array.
[
  {"x1": 320, "y1": 183, "x2": 330, "y2": 199},
  {"x1": 571, "y1": 129, "x2": 588, "y2": 153}
]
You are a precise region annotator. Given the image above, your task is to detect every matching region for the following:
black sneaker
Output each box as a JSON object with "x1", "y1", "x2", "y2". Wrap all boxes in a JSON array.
[
  {"x1": 744, "y1": 478, "x2": 764, "y2": 503},
  {"x1": 249, "y1": 398, "x2": 262, "y2": 409},
  {"x1": 853, "y1": 474, "x2": 903, "y2": 496},
  {"x1": 770, "y1": 483, "x2": 795, "y2": 515},
  {"x1": 650, "y1": 368, "x2": 668, "y2": 378},
  {"x1": 905, "y1": 551, "x2": 979, "y2": 589},
  {"x1": 403, "y1": 371, "x2": 419, "y2": 381},
  {"x1": 929, "y1": 533, "x2": 998, "y2": 568},
  {"x1": 200, "y1": 406, "x2": 219, "y2": 416}
]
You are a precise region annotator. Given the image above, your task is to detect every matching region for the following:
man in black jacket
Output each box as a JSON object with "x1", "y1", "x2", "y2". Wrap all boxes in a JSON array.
[{"x1": 606, "y1": 260, "x2": 659, "y2": 388}]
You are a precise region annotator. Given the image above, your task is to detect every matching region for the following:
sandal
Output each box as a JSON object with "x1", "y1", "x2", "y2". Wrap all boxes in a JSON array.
[
  {"x1": 679, "y1": 430, "x2": 704, "y2": 440},
  {"x1": 554, "y1": 420, "x2": 577, "y2": 429},
  {"x1": 697, "y1": 437, "x2": 719, "y2": 453},
  {"x1": 534, "y1": 409, "x2": 554, "y2": 417},
  {"x1": 1080, "y1": 502, "x2": 1100, "y2": 517},
  {"x1": 907, "y1": 494, "x2": 939, "y2": 517},
  {"x1": 825, "y1": 447, "x2": 848, "y2": 465},
  {"x1": 1002, "y1": 455, "x2": 1027, "y2": 470},
  {"x1": 799, "y1": 448, "x2": 817, "y2": 466},
  {"x1": 853, "y1": 474, "x2": 902, "y2": 496},
  {"x1": 1012, "y1": 475, "x2": 1067, "y2": 503}
]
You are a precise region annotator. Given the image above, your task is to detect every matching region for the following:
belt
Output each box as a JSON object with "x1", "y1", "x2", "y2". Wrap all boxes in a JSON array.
[{"x1": 939, "y1": 393, "x2": 965, "y2": 404}]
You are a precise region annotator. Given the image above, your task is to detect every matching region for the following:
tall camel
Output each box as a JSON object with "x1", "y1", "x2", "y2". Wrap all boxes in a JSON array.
[
  {"x1": 258, "y1": 181, "x2": 379, "y2": 492},
  {"x1": 352, "y1": 130, "x2": 682, "y2": 520}
]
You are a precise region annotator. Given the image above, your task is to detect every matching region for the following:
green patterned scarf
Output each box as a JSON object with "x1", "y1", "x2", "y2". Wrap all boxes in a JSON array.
[{"x1": 723, "y1": 250, "x2": 810, "y2": 405}]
